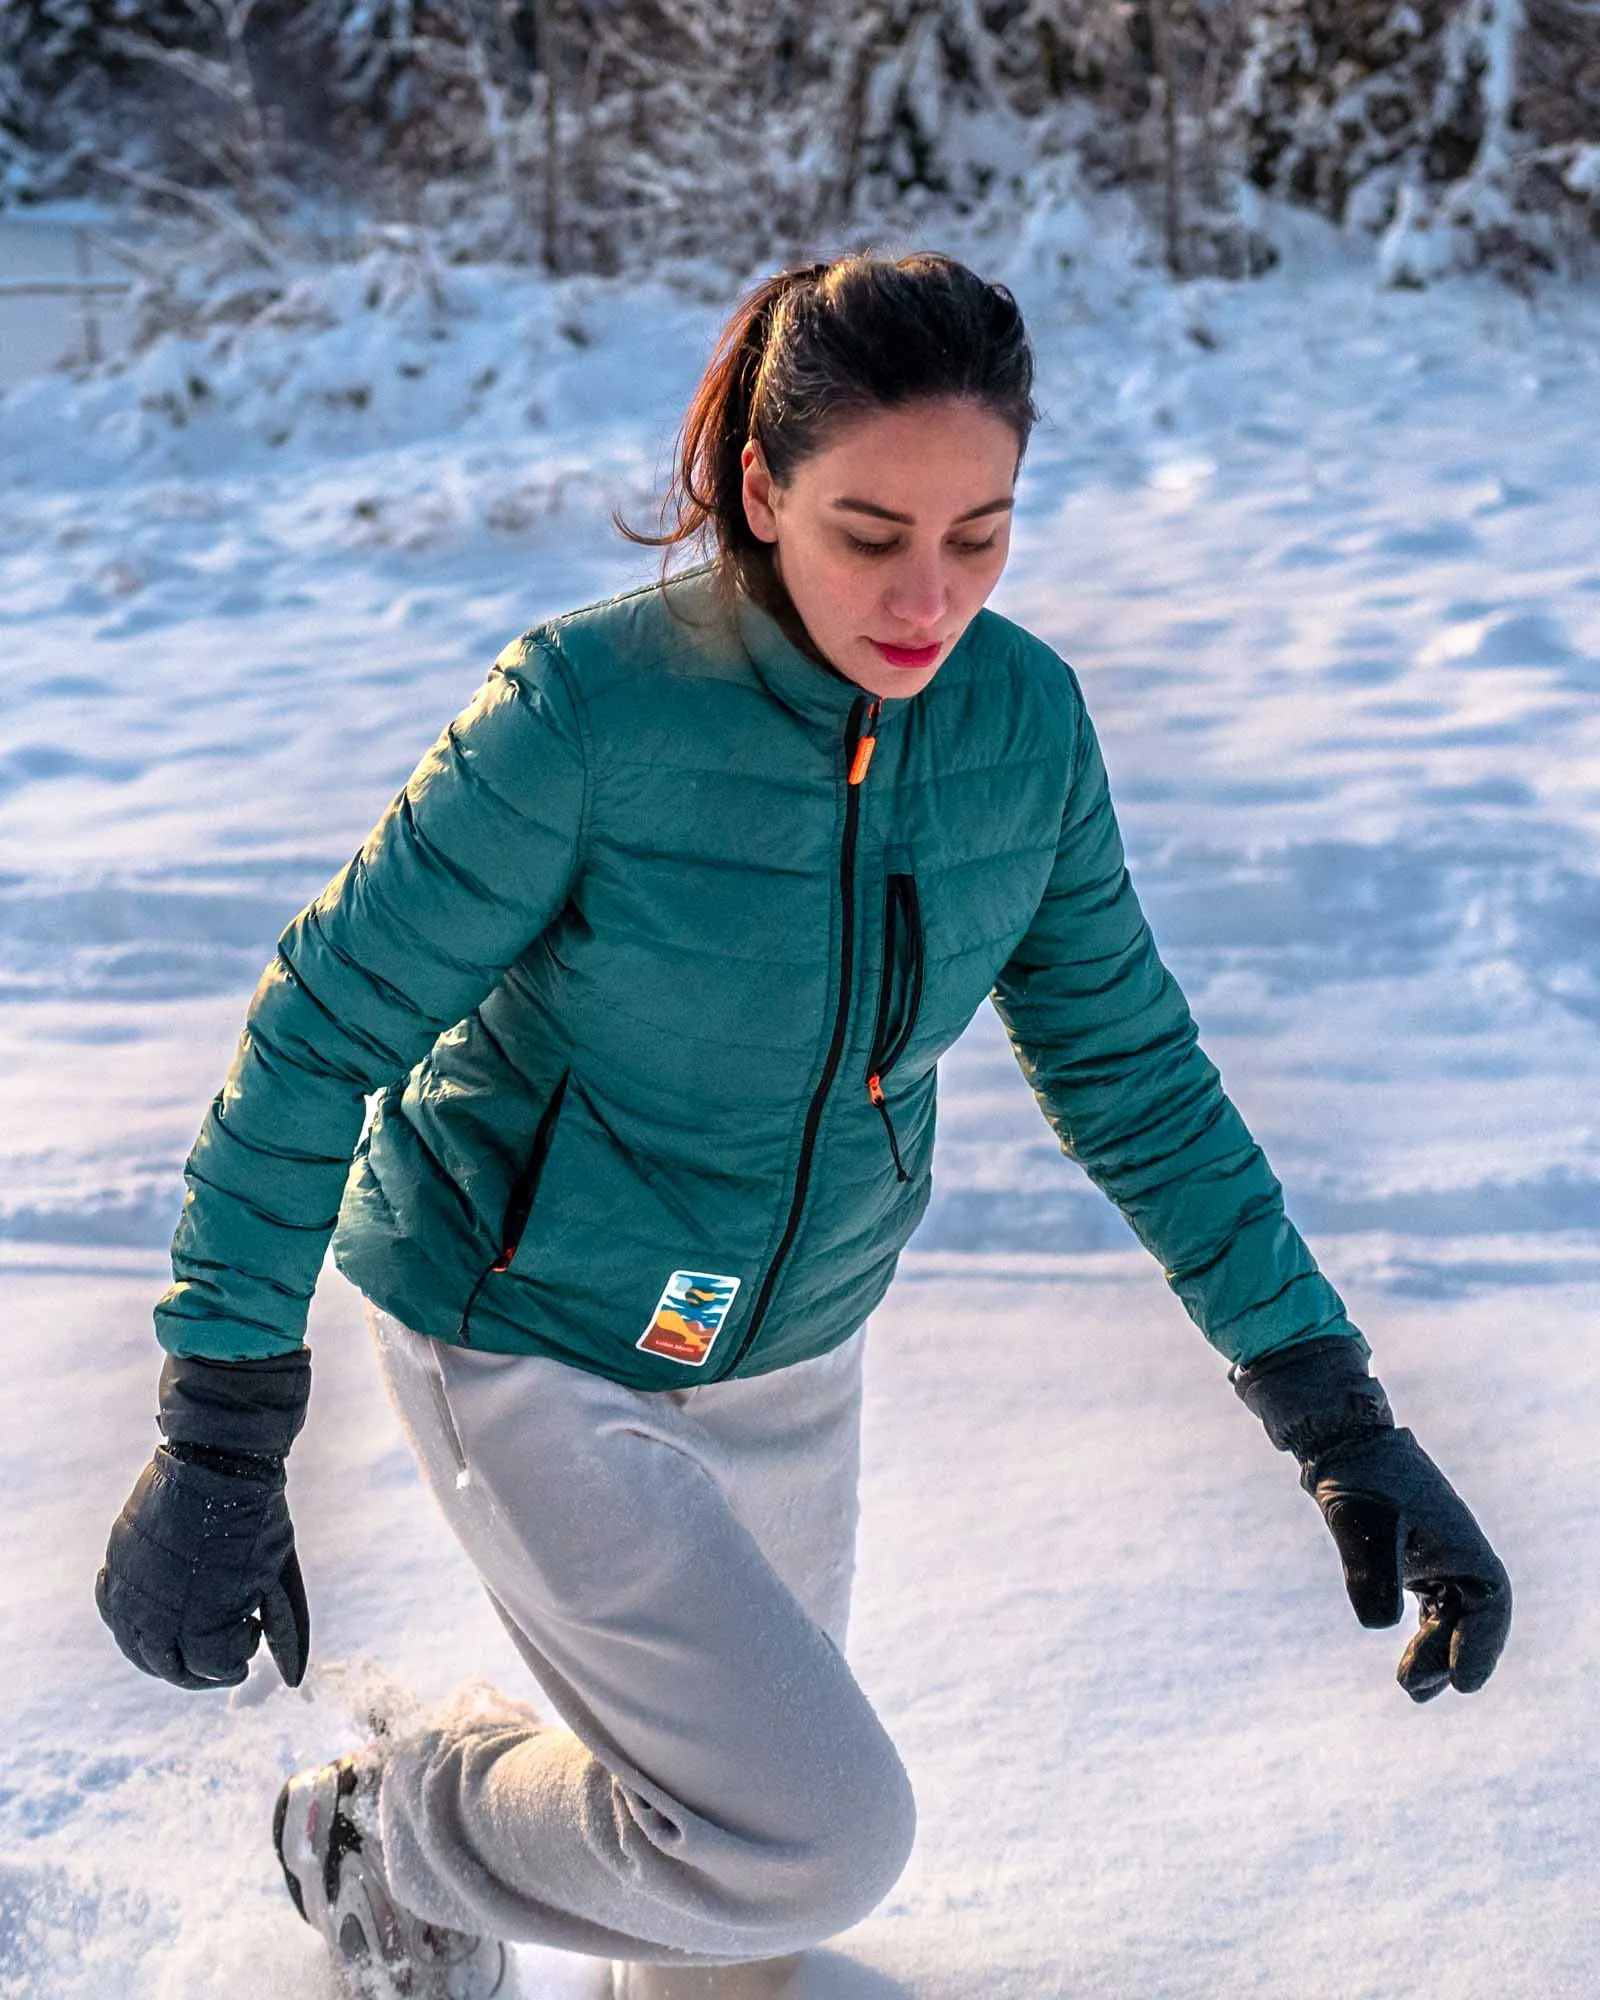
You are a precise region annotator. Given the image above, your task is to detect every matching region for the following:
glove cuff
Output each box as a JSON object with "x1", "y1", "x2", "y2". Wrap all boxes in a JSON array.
[
  {"x1": 158, "y1": 1349, "x2": 311, "y2": 1460},
  {"x1": 1233, "y1": 1335, "x2": 1394, "y2": 1464},
  {"x1": 162, "y1": 1437, "x2": 287, "y2": 1482}
]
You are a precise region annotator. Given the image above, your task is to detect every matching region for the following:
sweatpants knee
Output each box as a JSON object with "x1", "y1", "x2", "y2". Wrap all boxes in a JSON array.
[{"x1": 771, "y1": 1742, "x2": 917, "y2": 1943}]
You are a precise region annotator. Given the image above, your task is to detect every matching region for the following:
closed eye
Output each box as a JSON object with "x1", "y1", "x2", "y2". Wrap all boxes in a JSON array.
[{"x1": 845, "y1": 533, "x2": 1000, "y2": 558}]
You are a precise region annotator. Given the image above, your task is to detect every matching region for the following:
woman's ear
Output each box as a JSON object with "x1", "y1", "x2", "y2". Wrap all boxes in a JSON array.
[{"x1": 741, "y1": 441, "x2": 780, "y2": 546}]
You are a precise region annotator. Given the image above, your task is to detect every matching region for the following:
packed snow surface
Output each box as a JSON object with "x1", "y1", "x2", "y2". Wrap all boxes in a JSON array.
[{"x1": 2, "y1": 202, "x2": 1598, "y2": 1997}]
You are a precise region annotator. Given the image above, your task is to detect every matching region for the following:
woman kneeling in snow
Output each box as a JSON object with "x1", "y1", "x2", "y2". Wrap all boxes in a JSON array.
[{"x1": 97, "y1": 252, "x2": 1511, "y2": 2000}]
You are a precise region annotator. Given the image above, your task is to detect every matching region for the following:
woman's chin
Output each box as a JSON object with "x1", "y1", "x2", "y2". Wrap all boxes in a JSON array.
[{"x1": 828, "y1": 645, "x2": 948, "y2": 700}]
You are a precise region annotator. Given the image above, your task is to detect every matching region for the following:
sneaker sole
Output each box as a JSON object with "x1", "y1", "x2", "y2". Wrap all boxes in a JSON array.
[
  {"x1": 272, "y1": 1777, "x2": 310, "y2": 1925},
  {"x1": 273, "y1": 1764, "x2": 510, "y2": 1999}
]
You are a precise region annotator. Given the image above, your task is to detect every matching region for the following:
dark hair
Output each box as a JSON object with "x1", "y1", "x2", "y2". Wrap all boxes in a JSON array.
[{"x1": 623, "y1": 251, "x2": 1039, "y2": 612}]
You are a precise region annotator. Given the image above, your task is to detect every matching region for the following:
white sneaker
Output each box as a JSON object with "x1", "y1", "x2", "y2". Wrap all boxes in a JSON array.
[
  {"x1": 610, "y1": 1955, "x2": 805, "y2": 1998},
  {"x1": 274, "y1": 1755, "x2": 508, "y2": 1999}
]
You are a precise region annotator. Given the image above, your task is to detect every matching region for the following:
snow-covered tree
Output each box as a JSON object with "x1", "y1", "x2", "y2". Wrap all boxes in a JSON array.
[
  {"x1": 1236, "y1": 0, "x2": 1598, "y2": 281},
  {"x1": 0, "y1": 0, "x2": 197, "y2": 193},
  {"x1": 1516, "y1": 0, "x2": 1600, "y2": 262},
  {"x1": 2, "y1": 0, "x2": 1590, "y2": 283}
]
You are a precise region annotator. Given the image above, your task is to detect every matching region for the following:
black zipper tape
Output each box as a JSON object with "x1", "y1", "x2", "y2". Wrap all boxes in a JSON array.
[
  {"x1": 494, "y1": 1071, "x2": 570, "y2": 1271},
  {"x1": 866, "y1": 871, "x2": 923, "y2": 1183},
  {"x1": 722, "y1": 696, "x2": 878, "y2": 1377},
  {"x1": 458, "y1": 1070, "x2": 570, "y2": 1342}
]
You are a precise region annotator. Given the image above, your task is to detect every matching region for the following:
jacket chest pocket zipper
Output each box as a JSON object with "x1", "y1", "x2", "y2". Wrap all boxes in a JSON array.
[{"x1": 866, "y1": 872, "x2": 924, "y2": 1183}]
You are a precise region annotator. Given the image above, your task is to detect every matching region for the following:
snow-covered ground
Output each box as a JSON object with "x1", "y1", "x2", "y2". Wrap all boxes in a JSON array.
[{"x1": 2, "y1": 200, "x2": 1597, "y2": 1997}]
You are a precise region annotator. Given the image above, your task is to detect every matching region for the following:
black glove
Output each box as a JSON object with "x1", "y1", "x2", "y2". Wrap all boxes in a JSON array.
[
  {"x1": 96, "y1": 1349, "x2": 312, "y2": 1691},
  {"x1": 1234, "y1": 1336, "x2": 1511, "y2": 1702}
]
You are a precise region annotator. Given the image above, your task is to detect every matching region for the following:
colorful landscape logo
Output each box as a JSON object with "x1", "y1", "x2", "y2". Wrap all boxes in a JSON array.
[{"x1": 637, "y1": 1270, "x2": 742, "y2": 1367}]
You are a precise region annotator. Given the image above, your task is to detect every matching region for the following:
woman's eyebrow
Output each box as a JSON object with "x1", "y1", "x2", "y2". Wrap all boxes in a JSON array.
[{"x1": 831, "y1": 496, "x2": 1015, "y2": 525}]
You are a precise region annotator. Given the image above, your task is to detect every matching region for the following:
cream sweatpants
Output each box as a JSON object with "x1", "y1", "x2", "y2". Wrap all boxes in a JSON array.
[{"x1": 367, "y1": 1308, "x2": 916, "y2": 1968}]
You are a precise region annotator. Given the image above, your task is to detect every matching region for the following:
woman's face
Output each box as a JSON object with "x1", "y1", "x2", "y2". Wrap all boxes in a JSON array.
[{"x1": 740, "y1": 397, "x2": 1020, "y2": 701}]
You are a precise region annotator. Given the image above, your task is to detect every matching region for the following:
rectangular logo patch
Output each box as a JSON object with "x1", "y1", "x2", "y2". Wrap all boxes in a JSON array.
[{"x1": 637, "y1": 1270, "x2": 742, "y2": 1367}]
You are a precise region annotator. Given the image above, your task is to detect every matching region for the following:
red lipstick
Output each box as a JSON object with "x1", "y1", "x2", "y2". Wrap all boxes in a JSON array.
[{"x1": 872, "y1": 640, "x2": 942, "y2": 670}]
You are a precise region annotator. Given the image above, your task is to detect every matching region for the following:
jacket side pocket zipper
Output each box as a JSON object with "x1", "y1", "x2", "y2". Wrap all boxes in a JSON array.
[
  {"x1": 493, "y1": 1071, "x2": 570, "y2": 1270},
  {"x1": 867, "y1": 873, "x2": 924, "y2": 1184},
  {"x1": 459, "y1": 1071, "x2": 569, "y2": 1341}
]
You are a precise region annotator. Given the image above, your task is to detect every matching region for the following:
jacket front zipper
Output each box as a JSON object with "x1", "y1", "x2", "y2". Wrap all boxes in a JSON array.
[
  {"x1": 866, "y1": 871, "x2": 924, "y2": 1183},
  {"x1": 721, "y1": 695, "x2": 880, "y2": 1378}
]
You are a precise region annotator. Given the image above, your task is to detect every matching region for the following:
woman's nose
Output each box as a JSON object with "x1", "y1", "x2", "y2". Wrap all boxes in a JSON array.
[{"x1": 884, "y1": 552, "x2": 949, "y2": 628}]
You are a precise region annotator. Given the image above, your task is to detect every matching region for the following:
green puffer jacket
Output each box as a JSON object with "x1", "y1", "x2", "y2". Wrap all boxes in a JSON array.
[{"x1": 155, "y1": 567, "x2": 1362, "y2": 1385}]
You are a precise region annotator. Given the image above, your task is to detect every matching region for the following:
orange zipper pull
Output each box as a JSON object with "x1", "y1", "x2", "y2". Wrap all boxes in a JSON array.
[
  {"x1": 849, "y1": 701, "x2": 882, "y2": 786},
  {"x1": 867, "y1": 1070, "x2": 909, "y2": 1181}
]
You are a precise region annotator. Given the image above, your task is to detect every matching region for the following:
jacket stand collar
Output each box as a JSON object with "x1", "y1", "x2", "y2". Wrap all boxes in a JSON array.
[{"x1": 734, "y1": 593, "x2": 872, "y2": 732}]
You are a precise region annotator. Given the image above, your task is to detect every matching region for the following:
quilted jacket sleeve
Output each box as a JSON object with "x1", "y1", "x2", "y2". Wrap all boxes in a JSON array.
[
  {"x1": 154, "y1": 638, "x2": 588, "y2": 1360},
  {"x1": 990, "y1": 681, "x2": 1363, "y2": 1369}
]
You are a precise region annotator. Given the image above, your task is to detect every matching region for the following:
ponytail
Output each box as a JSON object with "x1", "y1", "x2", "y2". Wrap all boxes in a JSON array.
[{"x1": 619, "y1": 263, "x2": 827, "y2": 606}]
